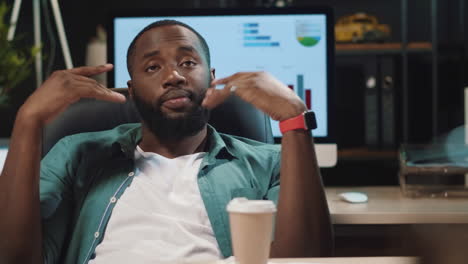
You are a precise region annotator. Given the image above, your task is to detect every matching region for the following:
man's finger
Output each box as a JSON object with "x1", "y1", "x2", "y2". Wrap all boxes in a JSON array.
[
  {"x1": 89, "y1": 84, "x2": 127, "y2": 103},
  {"x1": 72, "y1": 75, "x2": 126, "y2": 103},
  {"x1": 92, "y1": 90, "x2": 127, "y2": 103},
  {"x1": 70, "y1": 77, "x2": 126, "y2": 103},
  {"x1": 211, "y1": 73, "x2": 240, "y2": 86},
  {"x1": 211, "y1": 78, "x2": 229, "y2": 85},
  {"x1": 109, "y1": 88, "x2": 128, "y2": 93},
  {"x1": 202, "y1": 86, "x2": 231, "y2": 109},
  {"x1": 68, "y1": 64, "x2": 114, "y2": 77}
]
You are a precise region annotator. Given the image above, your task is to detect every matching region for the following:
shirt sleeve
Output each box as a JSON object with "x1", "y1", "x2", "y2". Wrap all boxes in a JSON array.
[
  {"x1": 264, "y1": 149, "x2": 281, "y2": 242},
  {"x1": 40, "y1": 137, "x2": 75, "y2": 264},
  {"x1": 265, "y1": 150, "x2": 281, "y2": 205}
]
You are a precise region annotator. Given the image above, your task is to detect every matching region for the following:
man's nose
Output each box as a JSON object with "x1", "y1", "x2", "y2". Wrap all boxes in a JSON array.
[{"x1": 162, "y1": 69, "x2": 186, "y2": 88}]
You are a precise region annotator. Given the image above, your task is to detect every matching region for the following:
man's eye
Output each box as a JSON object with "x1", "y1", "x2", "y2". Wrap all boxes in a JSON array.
[
  {"x1": 181, "y1": 61, "x2": 196, "y2": 67},
  {"x1": 145, "y1": 65, "x2": 159, "y2": 72}
]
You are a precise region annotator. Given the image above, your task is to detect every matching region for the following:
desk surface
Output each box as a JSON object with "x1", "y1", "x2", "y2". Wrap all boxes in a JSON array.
[
  {"x1": 209, "y1": 257, "x2": 419, "y2": 264},
  {"x1": 271, "y1": 257, "x2": 419, "y2": 264},
  {"x1": 326, "y1": 186, "x2": 468, "y2": 224}
]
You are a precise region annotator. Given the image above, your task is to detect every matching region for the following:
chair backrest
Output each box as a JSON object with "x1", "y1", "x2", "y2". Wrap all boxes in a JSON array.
[{"x1": 42, "y1": 95, "x2": 274, "y2": 157}]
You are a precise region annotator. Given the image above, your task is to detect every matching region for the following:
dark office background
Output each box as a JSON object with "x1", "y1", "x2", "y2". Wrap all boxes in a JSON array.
[{"x1": 2, "y1": 0, "x2": 467, "y2": 185}]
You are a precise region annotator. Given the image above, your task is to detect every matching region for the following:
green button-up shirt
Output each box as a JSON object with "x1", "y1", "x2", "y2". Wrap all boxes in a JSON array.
[{"x1": 40, "y1": 123, "x2": 281, "y2": 264}]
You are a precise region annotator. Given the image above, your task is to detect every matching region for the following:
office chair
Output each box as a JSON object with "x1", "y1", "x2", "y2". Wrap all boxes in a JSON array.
[{"x1": 42, "y1": 94, "x2": 274, "y2": 157}]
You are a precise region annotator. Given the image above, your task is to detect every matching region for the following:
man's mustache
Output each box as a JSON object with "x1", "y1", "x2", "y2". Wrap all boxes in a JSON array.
[
  {"x1": 160, "y1": 89, "x2": 193, "y2": 103},
  {"x1": 158, "y1": 88, "x2": 207, "y2": 107}
]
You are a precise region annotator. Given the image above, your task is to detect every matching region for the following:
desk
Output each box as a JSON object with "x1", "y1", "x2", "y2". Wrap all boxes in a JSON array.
[
  {"x1": 326, "y1": 186, "x2": 468, "y2": 224},
  {"x1": 209, "y1": 257, "x2": 419, "y2": 264},
  {"x1": 271, "y1": 257, "x2": 419, "y2": 264}
]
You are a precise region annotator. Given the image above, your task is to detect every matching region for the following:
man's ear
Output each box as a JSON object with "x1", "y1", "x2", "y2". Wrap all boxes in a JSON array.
[
  {"x1": 210, "y1": 68, "x2": 216, "y2": 81},
  {"x1": 127, "y1": 80, "x2": 134, "y2": 98}
]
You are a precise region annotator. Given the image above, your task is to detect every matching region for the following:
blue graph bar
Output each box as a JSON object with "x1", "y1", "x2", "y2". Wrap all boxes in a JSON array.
[
  {"x1": 243, "y1": 23, "x2": 259, "y2": 27},
  {"x1": 243, "y1": 29, "x2": 259, "y2": 34},
  {"x1": 244, "y1": 36, "x2": 271, "y2": 41},
  {"x1": 244, "y1": 42, "x2": 280, "y2": 47},
  {"x1": 297, "y1": 75, "x2": 304, "y2": 101}
]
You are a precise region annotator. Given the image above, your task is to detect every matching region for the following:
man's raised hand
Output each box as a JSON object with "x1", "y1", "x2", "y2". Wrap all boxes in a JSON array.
[
  {"x1": 202, "y1": 71, "x2": 306, "y2": 121},
  {"x1": 19, "y1": 64, "x2": 126, "y2": 126}
]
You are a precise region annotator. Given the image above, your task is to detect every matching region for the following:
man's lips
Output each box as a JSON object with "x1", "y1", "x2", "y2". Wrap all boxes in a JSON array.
[
  {"x1": 160, "y1": 90, "x2": 193, "y2": 110},
  {"x1": 163, "y1": 96, "x2": 190, "y2": 108}
]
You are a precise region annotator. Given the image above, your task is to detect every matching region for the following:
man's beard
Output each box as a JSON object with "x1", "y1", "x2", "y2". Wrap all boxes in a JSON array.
[{"x1": 132, "y1": 88, "x2": 210, "y2": 141}]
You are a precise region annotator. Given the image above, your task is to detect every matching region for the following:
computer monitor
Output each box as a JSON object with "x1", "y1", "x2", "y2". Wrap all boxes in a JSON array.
[{"x1": 108, "y1": 7, "x2": 337, "y2": 167}]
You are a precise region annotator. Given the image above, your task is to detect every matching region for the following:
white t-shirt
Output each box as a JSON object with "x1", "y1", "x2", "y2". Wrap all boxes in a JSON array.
[{"x1": 89, "y1": 146, "x2": 222, "y2": 264}]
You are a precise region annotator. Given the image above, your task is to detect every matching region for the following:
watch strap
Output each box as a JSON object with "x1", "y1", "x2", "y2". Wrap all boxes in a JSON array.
[{"x1": 279, "y1": 111, "x2": 307, "y2": 134}]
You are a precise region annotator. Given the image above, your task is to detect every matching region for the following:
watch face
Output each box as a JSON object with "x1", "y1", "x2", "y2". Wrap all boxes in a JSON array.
[{"x1": 305, "y1": 111, "x2": 318, "y2": 130}]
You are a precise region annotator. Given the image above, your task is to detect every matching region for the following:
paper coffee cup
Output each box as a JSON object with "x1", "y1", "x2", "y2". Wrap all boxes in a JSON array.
[{"x1": 226, "y1": 198, "x2": 276, "y2": 264}]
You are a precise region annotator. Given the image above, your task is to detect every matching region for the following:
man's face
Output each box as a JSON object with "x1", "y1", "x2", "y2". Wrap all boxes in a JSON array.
[{"x1": 128, "y1": 25, "x2": 214, "y2": 140}]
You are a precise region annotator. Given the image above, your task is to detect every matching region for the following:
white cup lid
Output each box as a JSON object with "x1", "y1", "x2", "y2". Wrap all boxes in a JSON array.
[{"x1": 226, "y1": 197, "x2": 277, "y2": 213}]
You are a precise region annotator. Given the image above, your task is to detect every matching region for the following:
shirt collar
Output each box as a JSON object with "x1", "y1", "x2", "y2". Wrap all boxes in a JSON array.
[
  {"x1": 111, "y1": 123, "x2": 142, "y2": 158},
  {"x1": 111, "y1": 123, "x2": 235, "y2": 161}
]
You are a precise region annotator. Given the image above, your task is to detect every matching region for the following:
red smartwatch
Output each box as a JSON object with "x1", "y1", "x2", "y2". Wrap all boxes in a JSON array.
[{"x1": 279, "y1": 111, "x2": 317, "y2": 134}]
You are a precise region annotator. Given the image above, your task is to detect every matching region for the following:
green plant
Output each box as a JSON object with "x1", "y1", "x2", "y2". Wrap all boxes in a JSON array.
[{"x1": 0, "y1": 1, "x2": 40, "y2": 106}]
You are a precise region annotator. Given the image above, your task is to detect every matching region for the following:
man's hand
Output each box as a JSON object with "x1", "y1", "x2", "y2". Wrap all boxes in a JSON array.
[
  {"x1": 202, "y1": 71, "x2": 306, "y2": 121},
  {"x1": 19, "y1": 64, "x2": 126, "y2": 125}
]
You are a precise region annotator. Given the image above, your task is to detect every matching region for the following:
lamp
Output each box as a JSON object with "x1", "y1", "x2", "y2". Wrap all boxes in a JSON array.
[{"x1": 7, "y1": 0, "x2": 73, "y2": 88}]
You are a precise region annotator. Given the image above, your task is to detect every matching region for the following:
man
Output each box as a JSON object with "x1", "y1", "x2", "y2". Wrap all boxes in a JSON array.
[{"x1": 0, "y1": 20, "x2": 333, "y2": 263}]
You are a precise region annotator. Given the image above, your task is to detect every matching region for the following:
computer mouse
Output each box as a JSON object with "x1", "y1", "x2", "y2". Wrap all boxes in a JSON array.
[{"x1": 338, "y1": 191, "x2": 368, "y2": 203}]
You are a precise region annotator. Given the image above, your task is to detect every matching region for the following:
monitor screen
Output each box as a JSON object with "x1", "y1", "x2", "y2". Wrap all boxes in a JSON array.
[{"x1": 108, "y1": 7, "x2": 335, "y2": 145}]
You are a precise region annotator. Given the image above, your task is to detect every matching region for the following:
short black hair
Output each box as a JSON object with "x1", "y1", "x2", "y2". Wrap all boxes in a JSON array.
[{"x1": 126, "y1": 19, "x2": 211, "y2": 77}]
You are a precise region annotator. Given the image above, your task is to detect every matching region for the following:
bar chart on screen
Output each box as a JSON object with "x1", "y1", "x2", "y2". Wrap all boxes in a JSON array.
[
  {"x1": 242, "y1": 22, "x2": 280, "y2": 47},
  {"x1": 288, "y1": 74, "x2": 312, "y2": 110}
]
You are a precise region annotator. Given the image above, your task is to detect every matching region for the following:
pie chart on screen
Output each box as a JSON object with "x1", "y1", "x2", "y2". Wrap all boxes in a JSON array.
[{"x1": 296, "y1": 20, "x2": 321, "y2": 47}]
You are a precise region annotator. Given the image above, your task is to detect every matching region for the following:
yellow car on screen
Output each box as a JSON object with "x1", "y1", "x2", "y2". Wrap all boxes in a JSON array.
[{"x1": 335, "y1": 13, "x2": 391, "y2": 43}]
